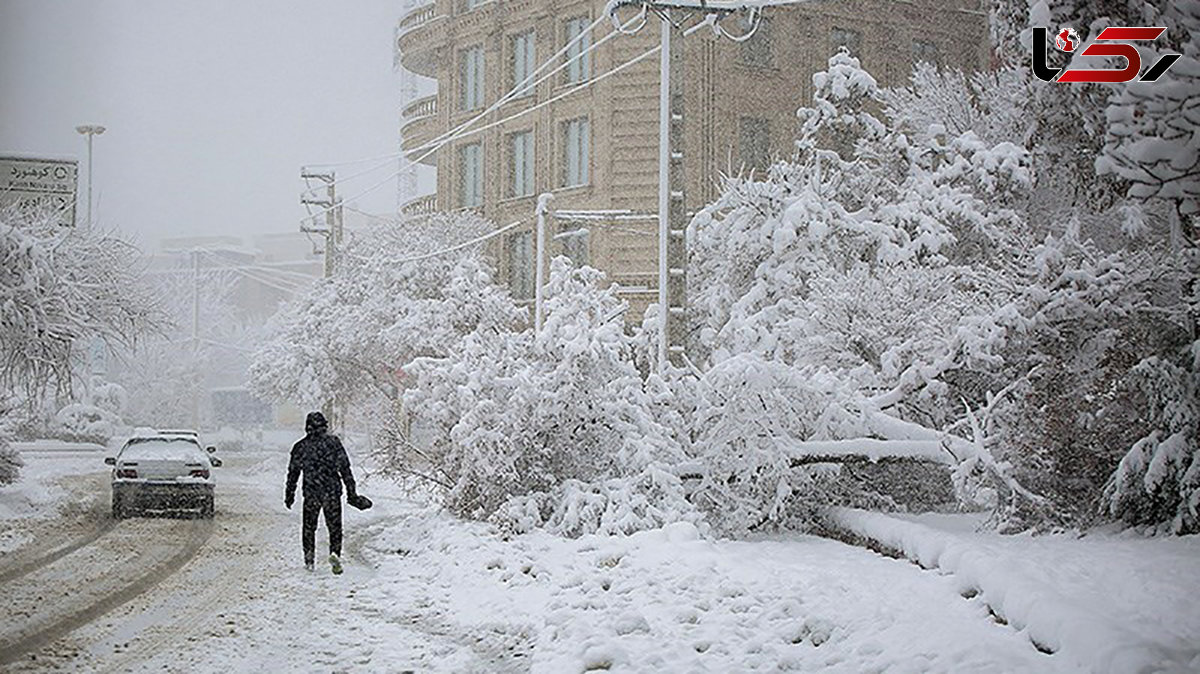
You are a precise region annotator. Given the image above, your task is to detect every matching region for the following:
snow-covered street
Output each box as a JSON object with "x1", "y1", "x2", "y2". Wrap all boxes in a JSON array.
[{"x1": 2, "y1": 446, "x2": 1198, "y2": 673}]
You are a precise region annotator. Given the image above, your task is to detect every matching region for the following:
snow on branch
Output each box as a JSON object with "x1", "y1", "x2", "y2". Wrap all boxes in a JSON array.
[
  {"x1": 783, "y1": 438, "x2": 954, "y2": 466},
  {"x1": 0, "y1": 203, "x2": 163, "y2": 397}
]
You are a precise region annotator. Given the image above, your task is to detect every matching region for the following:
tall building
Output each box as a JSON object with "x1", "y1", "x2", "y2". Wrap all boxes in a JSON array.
[{"x1": 395, "y1": 0, "x2": 989, "y2": 318}]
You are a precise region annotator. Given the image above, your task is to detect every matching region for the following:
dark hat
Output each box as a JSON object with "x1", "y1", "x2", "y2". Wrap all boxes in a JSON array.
[{"x1": 305, "y1": 411, "x2": 328, "y2": 434}]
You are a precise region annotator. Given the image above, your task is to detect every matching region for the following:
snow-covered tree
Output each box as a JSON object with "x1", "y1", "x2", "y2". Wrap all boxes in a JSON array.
[
  {"x1": 684, "y1": 51, "x2": 1104, "y2": 531},
  {"x1": 0, "y1": 204, "x2": 161, "y2": 397},
  {"x1": 0, "y1": 204, "x2": 162, "y2": 483},
  {"x1": 685, "y1": 44, "x2": 1198, "y2": 534},
  {"x1": 250, "y1": 212, "x2": 522, "y2": 443},
  {"x1": 250, "y1": 213, "x2": 521, "y2": 408},
  {"x1": 404, "y1": 259, "x2": 697, "y2": 536}
]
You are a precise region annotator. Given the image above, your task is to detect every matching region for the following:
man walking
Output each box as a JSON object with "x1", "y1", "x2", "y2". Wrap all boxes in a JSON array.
[{"x1": 285, "y1": 411, "x2": 357, "y2": 574}]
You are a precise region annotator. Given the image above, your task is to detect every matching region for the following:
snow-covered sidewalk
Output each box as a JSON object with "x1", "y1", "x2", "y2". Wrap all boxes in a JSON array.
[
  {"x1": 826, "y1": 508, "x2": 1200, "y2": 674},
  {"x1": 350, "y1": 500, "x2": 1058, "y2": 673}
]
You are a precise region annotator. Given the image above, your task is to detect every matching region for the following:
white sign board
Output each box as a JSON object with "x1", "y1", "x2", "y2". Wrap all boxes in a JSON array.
[{"x1": 0, "y1": 155, "x2": 78, "y2": 227}]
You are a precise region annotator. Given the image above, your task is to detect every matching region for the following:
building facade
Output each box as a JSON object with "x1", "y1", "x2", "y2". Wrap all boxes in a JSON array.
[{"x1": 395, "y1": 0, "x2": 990, "y2": 317}]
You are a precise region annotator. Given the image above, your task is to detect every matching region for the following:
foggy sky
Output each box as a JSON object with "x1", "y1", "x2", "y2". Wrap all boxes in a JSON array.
[{"x1": 0, "y1": 0, "x2": 404, "y2": 247}]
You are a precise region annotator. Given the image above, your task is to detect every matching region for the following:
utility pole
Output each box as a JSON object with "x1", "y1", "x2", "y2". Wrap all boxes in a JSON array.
[
  {"x1": 656, "y1": 10, "x2": 687, "y2": 372},
  {"x1": 535, "y1": 193, "x2": 555, "y2": 331},
  {"x1": 607, "y1": 0, "x2": 781, "y2": 373},
  {"x1": 191, "y1": 248, "x2": 201, "y2": 428},
  {"x1": 300, "y1": 169, "x2": 341, "y2": 426},
  {"x1": 75, "y1": 124, "x2": 105, "y2": 228}
]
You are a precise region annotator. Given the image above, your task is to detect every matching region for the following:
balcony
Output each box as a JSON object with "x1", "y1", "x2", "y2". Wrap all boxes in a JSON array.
[
  {"x1": 401, "y1": 193, "x2": 438, "y2": 216},
  {"x1": 402, "y1": 94, "x2": 437, "y2": 120},
  {"x1": 400, "y1": 97, "x2": 440, "y2": 168},
  {"x1": 395, "y1": 2, "x2": 445, "y2": 78},
  {"x1": 400, "y1": 94, "x2": 440, "y2": 167}
]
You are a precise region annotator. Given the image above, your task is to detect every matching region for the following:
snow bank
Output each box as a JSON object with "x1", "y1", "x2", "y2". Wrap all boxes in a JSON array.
[{"x1": 826, "y1": 508, "x2": 1200, "y2": 673}]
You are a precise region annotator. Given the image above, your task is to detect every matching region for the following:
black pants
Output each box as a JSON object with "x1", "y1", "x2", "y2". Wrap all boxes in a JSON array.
[{"x1": 301, "y1": 492, "x2": 342, "y2": 563}]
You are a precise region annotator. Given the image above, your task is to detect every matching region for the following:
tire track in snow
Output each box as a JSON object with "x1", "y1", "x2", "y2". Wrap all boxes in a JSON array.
[
  {"x1": 0, "y1": 472, "x2": 114, "y2": 584},
  {"x1": 0, "y1": 517, "x2": 117, "y2": 585},
  {"x1": 0, "y1": 517, "x2": 214, "y2": 667},
  {"x1": 86, "y1": 501, "x2": 288, "y2": 673}
]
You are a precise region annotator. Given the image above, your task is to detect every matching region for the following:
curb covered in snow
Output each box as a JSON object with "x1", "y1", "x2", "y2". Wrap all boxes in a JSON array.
[{"x1": 822, "y1": 507, "x2": 1200, "y2": 674}]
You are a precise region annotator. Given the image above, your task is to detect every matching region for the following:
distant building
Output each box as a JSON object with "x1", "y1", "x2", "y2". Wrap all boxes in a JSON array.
[{"x1": 395, "y1": 0, "x2": 989, "y2": 318}]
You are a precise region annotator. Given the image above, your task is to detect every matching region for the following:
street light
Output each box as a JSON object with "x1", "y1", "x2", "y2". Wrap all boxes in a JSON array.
[{"x1": 75, "y1": 124, "x2": 106, "y2": 227}]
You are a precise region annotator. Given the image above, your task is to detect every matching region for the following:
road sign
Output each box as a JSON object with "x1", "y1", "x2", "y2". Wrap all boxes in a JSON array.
[{"x1": 0, "y1": 155, "x2": 78, "y2": 226}]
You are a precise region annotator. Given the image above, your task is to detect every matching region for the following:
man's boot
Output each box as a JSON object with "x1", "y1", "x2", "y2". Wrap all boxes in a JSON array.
[{"x1": 329, "y1": 552, "x2": 343, "y2": 575}]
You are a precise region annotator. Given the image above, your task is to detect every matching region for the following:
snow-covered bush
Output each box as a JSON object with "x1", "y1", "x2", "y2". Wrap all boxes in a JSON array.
[
  {"x1": 0, "y1": 393, "x2": 25, "y2": 486},
  {"x1": 404, "y1": 259, "x2": 698, "y2": 536},
  {"x1": 0, "y1": 441, "x2": 19, "y2": 487},
  {"x1": 688, "y1": 355, "x2": 858, "y2": 533},
  {"x1": 50, "y1": 403, "x2": 120, "y2": 445},
  {"x1": 45, "y1": 379, "x2": 129, "y2": 445}
]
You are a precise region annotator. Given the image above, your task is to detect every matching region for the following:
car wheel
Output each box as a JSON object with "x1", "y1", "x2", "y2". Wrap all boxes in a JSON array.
[
  {"x1": 112, "y1": 492, "x2": 126, "y2": 520},
  {"x1": 201, "y1": 496, "x2": 215, "y2": 519}
]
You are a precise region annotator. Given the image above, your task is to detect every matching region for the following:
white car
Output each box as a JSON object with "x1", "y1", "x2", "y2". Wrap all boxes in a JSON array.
[{"x1": 105, "y1": 433, "x2": 221, "y2": 519}]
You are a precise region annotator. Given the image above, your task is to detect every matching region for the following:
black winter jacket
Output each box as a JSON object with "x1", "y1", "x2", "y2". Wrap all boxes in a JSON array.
[{"x1": 286, "y1": 414, "x2": 357, "y2": 502}]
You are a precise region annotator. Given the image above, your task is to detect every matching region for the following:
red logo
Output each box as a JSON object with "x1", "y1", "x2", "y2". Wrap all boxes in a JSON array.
[
  {"x1": 1055, "y1": 28, "x2": 1079, "y2": 52},
  {"x1": 1033, "y1": 26, "x2": 1181, "y2": 83}
]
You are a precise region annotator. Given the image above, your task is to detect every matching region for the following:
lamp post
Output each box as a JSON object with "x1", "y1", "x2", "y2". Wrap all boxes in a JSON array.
[{"x1": 75, "y1": 124, "x2": 106, "y2": 227}]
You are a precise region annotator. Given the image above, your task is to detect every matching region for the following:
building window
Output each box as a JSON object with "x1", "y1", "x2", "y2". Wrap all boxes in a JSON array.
[
  {"x1": 506, "y1": 230, "x2": 534, "y2": 299},
  {"x1": 562, "y1": 117, "x2": 590, "y2": 187},
  {"x1": 511, "y1": 30, "x2": 536, "y2": 98},
  {"x1": 831, "y1": 26, "x2": 862, "y2": 56},
  {"x1": 739, "y1": 116, "x2": 771, "y2": 170},
  {"x1": 558, "y1": 221, "x2": 589, "y2": 267},
  {"x1": 458, "y1": 143, "x2": 483, "y2": 208},
  {"x1": 564, "y1": 17, "x2": 591, "y2": 84},
  {"x1": 460, "y1": 46, "x2": 485, "y2": 111},
  {"x1": 739, "y1": 15, "x2": 772, "y2": 67},
  {"x1": 509, "y1": 130, "x2": 534, "y2": 197},
  {"x1": 464, "y1": 0, "x2": 485, "y2": 10},
  {"x1": 912, "y1": 39, "x2": 939, "y2": 66}
]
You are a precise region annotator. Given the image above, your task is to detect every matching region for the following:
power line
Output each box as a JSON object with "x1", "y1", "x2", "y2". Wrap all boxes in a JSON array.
[
  {"x1": 301, "y1": 39, "x2": 664, "y2": 228},
  {"x1": 306, "y1": 12, "x2": 612, "y2": 174},
  {"x1": 191, "y1": 248, "x2": 315, "y2": 284},
  {"x1": 297, "y1": 10, "x2": 639, "y2": 213},
  {"x1": 343, "y1": 219, "x2": 526, "y2": 265}
]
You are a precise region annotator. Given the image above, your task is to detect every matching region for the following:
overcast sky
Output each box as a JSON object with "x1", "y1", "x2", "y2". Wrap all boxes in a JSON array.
[{"x1": 0, "y1": 0, "x2": 405, "y2": 248}]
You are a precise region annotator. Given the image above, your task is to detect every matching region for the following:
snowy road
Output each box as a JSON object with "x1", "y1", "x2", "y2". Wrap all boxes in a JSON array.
[
  {"x1": 2, "y1": 447, "x2": 1189, "y2": 672},
  {"x1": 0, "y1": 449, "x2": 532, "y2": 673}
]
